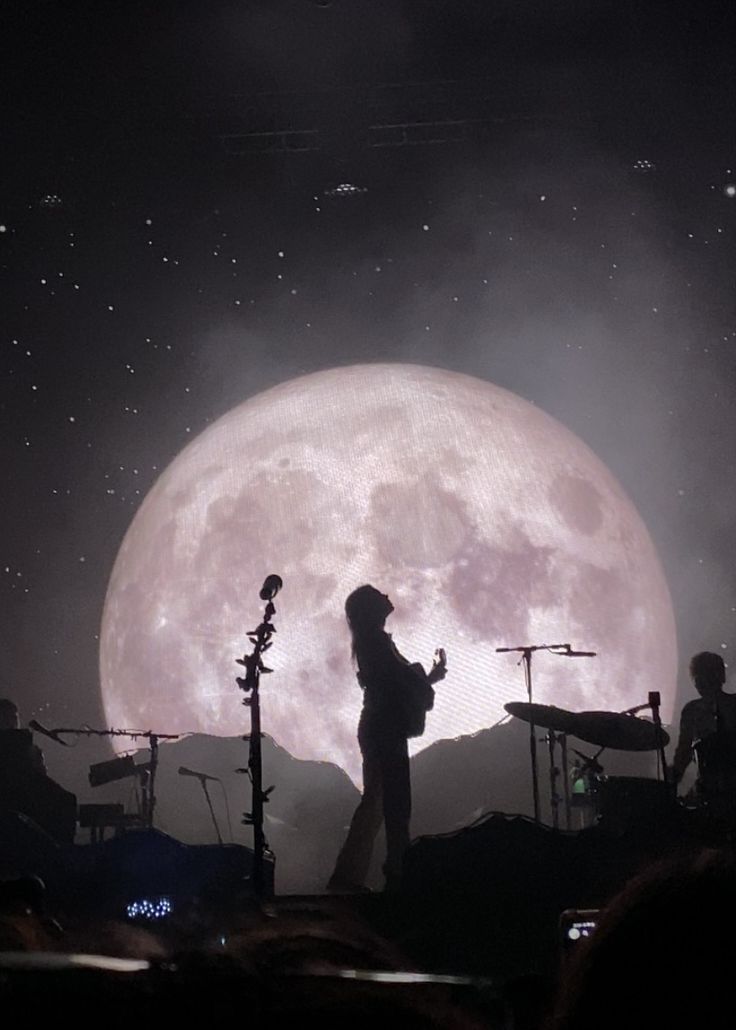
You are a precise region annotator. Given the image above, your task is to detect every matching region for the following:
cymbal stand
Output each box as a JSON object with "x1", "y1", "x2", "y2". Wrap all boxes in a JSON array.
[
  {"x1": 546, "y1": 730, "x2": 562, "y2": 829},
  {"x1": 141, "y1": 734, "x2": 158, "y2": 828},
  {"x1": 543, "y1": 730, "x2": 573, "y2": 830},
  {"x1": 496, "y1": 642, "x2": 579, "y2": 824},
  {"x1": 560, "y1": 733, "x2": 571, "y2": 829},
  {"x1": 497, "y1": 646, "x2": 537, "y2": 821},
  {"x1": 621, "y1": 692, "x2": 671, "y2": 788},
  {"x1": 648, "y1": 691, "x2": 672, "y2": 789},
  {"x1": 235, "y1": 575, "x2": 282, "y2": 900}
]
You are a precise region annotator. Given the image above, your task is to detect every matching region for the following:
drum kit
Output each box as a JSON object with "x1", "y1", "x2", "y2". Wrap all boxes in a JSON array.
[{"x1": 503, "y1": 700, "x2": 672, "y2": 831}]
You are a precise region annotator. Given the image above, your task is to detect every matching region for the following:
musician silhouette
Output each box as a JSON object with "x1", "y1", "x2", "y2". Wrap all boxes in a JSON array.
[
  {"x1": 327, "y1": 585, "x2": 446, "y2": 894},
  {"x1": 0, "y1": 699, "x2": 76, "y2": 844},
  {"x1": 672, "y1": 652, "x2": 736, "y2": 815},
  {"x1": 0, "y1": 700, "x2": 46, "y2": 775}
]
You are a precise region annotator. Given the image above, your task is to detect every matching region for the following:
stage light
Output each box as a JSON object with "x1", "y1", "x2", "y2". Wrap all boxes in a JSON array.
[
  {"x1": 125, "y1": 896, "x2": 173, "y2": 921},
  {"x1": 323, "y1": 182, "x2": 368, "y2": 198}
]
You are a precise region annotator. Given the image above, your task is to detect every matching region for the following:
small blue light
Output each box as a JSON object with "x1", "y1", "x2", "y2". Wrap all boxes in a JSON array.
[{"x1": 125, "y1": 896, "x2": 173, "y2": 921}]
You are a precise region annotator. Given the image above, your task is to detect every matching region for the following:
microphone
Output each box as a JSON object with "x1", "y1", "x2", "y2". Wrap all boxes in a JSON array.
[
  {"x1": 564, "y1": 649, "x2": 597, "y2": 657},
  {"x1": 259, "y1": 574, "x2": 283, "y2": 601},
  {"x1": 178, "y1": 765, "x2": 219, "y2": 782},
  {"x1": 28, "y1": 719, "x2": 69, "y2": 747}
]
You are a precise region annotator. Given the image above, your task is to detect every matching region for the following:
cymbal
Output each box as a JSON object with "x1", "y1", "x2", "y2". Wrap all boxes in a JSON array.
[
  {"x1": 572, "y1": 710, "x2": 670, "y2": 752},
  {"x1": 504, "y1": 702, "x2": 580, "y2": 734}
]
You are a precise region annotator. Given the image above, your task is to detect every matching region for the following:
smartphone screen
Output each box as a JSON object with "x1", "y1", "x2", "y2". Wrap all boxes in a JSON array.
[{"x1": 559, "y1": 908, "x2": 599, "y2": 949}]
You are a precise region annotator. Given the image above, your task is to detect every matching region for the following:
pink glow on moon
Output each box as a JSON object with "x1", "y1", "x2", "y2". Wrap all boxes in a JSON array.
[{"x1": 100, "y1": 364, "x2": 677, "y2": 786}]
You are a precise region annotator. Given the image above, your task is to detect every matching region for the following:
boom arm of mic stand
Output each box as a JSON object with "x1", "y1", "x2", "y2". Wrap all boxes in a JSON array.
[{"x1": 496, "y1": 644, "x2": 570, "y2": 654}]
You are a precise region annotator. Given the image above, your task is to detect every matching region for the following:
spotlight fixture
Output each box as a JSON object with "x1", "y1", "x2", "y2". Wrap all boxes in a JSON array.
[
  {"x1": 323, "y1": 182, "x2": 368, "y2": 198},
  {"x1": 126, "y1": 896, "x2": 173, "y2": 921},
  {"x1": 632, "y1": 159, "x2": 656, "y2": 173}
]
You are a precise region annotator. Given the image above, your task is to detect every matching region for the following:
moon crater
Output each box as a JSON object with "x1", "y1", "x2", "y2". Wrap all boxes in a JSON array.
[
  {"x1": 549, "y1": 473, "x2": 605, "y2": 536},
  {"x1": 370, "y1": 479, "x2": 470, "y2": 567}
]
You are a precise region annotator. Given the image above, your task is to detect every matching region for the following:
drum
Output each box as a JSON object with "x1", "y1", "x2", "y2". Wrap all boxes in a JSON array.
[
  {"x1": 694, "y1": 732, "x2": 736, "y2": 794},
  {"x1": 597, "y1": 776, "x2": 674, "y2": 834},
  {"x1": 570, "y1": 766, "x2": 599, "y2": 804},
  {"x1": 691, "y1": 734, "x2": 736, "y2": 828},
  {"x1": 569, "y1": 764, "x2": 601, "y2": 829}
]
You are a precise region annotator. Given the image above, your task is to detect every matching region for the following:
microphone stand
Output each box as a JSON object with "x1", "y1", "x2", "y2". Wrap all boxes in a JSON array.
[
  {"x1": 200, "y1": 777, "x2": 223, "y2": 846},
  {"x1": 496, "y1": 642, "x2": 595, "y2": 825},
  {"x1": 33, "y1": 725, "x2": 179, "y2": 829},
  {"x1": 179, "y1": 768, "x2": 224, "y2": 845},
  {"x1": 235, "y1": 579, "x2": 281, "y2": 900},
  {"x1": 195, "y1": 775, "x2": 223, "y2": 846},
  {"x1": 142, "y1": 734, "x2": 158, "y2": 829}
]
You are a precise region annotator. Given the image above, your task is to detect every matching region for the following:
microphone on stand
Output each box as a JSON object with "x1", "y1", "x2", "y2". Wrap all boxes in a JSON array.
[
  {"x1": 178, "y1": 765, "x2": 219, "y2": 782},
  {"x1": 28, "y1": 719, "x2": 70, "y2": 747},
  {"x1": 178, "y1": 768, "x2": 224, "y2": 846},
  {"x1": 563, "y1": 648, "x2": 597, "y2": 657},
  {"x1": 259, "y1": 574, "x2": 283, "y2": 601}
]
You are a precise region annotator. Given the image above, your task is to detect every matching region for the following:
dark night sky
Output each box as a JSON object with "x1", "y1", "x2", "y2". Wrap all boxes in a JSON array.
[{"x1": 1, "y1": 1, "x2": 735, "y2": 734}]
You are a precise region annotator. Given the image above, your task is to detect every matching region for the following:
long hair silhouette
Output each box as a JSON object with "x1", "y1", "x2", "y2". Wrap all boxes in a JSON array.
[{"x1": 344, "y1": 585, "x2": 391, "y2": 661}]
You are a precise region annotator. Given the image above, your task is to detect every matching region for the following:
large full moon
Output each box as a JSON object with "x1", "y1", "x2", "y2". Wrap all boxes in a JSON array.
[{"x1": 100, "y1": 364, "x2": 677, "y2": 785}]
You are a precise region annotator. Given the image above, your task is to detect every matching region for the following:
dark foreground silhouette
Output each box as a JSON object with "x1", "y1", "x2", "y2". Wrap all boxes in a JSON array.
[{"x1": 550, "y1": 849, "x2": 736, "y2": 1030}]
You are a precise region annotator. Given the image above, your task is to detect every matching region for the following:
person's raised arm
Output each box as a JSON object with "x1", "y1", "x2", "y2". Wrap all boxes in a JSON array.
[{"x1": 427, "y1": 648, "x2": 447, "y2": 685}]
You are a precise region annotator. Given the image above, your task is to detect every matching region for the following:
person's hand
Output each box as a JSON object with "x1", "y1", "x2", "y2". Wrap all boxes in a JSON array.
[{"x1": 428, "y1": 648, "x2": 447, "y2": 684}]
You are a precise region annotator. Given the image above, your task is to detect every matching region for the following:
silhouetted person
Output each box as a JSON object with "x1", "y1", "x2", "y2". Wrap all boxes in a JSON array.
[
  {"x1": 0, "y1": 874, "x2": 64, "y2": 944},
  {"x1": 672, "y1": 652, "x2": 736, "y2": 820},
  {"x1": 327, "y1": 585, "x2": 446, "y2": 893},
  {"x1": 0, "y1": 699, "x2": 76, "y2": 844},
  {"x1": 0, "y1": 700, "x2": 18, "y2": 731},
  {"x1": 0, "y1": 699, "x2": 46, "y2": 774},
  {"x1": 550, "y1": 850, "x2": 736, "y2": 1030}
]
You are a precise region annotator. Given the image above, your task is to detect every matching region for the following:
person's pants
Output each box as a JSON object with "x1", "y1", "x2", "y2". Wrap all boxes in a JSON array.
[{"x1": 330, "y1": 729, "x2": 410, "y2": 886}]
